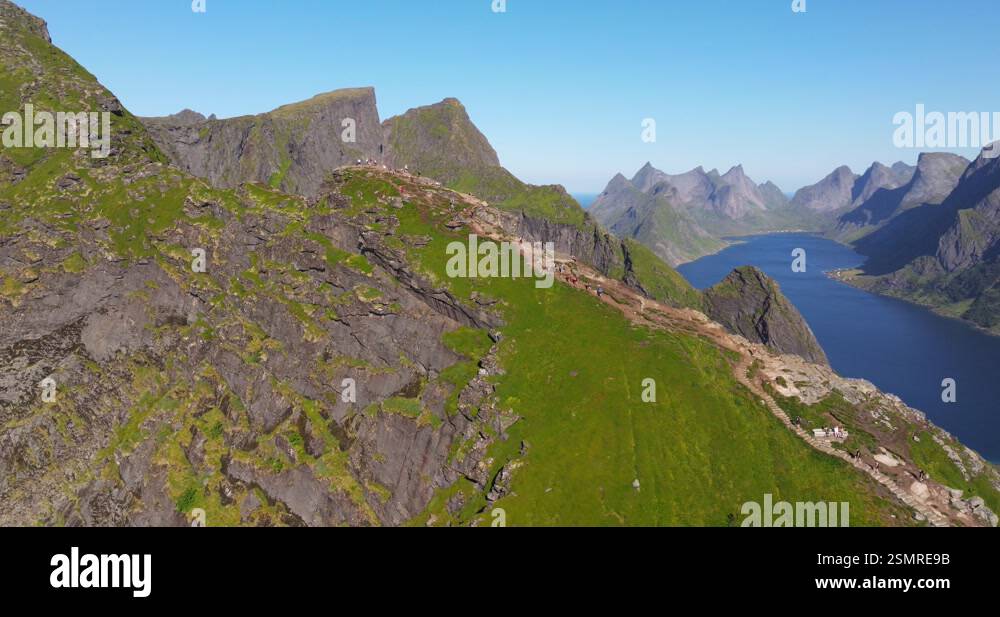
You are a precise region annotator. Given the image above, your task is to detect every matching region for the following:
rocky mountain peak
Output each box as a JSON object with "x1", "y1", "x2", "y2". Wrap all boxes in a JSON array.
[
  {"x1": 851, "y1": 161, "x2": 904, "y2": 208},
  {"x1": 141, "y1": 86, "x2": 385, "y2": 196},
  {"x1": 903, "y1": 152, "x2": 970, "y2": 209},
  {"x1": 790, "y1": 165, "x2": 859, "y2": 212},
  {"x1": 382, "y1": 96, "x2": 502, "y2": 177},
  {"x1": 722, "y1": 164, "x2": 746, "y2": 179},
  {"x1": 702, "y1": 267, "x2": 829, "y2": 365},
  {"x1": 0, "y1": 0, "x2": 50, "y2": 42},
  {"x1": 606, "y1": 172, "x2": 633, "y2": 190},
  {"x1": 165, "y1": 109, "x2": 208, "y2": 125},
  {"x1": 630, "y1": 162, "x2": 670, "y2": 192}
]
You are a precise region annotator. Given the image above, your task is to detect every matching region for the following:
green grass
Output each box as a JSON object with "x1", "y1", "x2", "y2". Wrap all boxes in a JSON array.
[
  {"x1": 440, "y1": 327, "x2": 493, "y2": 416},
  {"x1": 625, "y1": 239, "x2": 703, "y2": 309},
  {"x1": 338, "y1": 170, "x2": 910, "y2": 526}
]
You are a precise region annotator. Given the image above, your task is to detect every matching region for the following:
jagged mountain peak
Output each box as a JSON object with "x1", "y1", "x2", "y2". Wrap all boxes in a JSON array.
[
  {"x1": 790, "y1": 165, "x2": 860, "y2": 212},
  {"x1": 382, "y1": 96, "x2": 501, "y2": 172},
  {"x1": 606, "y1": 172, "x2": 633, "y2": 189},
  {"x1": 722, "y1": 164, "x2": 746, "y2": 178}
]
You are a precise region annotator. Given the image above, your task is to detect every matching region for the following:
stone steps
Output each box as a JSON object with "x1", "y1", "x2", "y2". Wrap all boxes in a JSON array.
[{"x1": 744, "y1": 372, "x2": 950, "y2": 526}]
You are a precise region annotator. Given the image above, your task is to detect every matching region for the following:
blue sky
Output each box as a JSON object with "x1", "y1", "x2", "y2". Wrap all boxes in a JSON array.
[{"x1": 17, "y1": 0, "x2": 1000, "y2": 193}]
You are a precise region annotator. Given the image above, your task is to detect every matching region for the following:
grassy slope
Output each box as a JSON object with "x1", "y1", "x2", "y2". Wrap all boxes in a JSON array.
[
  {"x1": 340, "y1": 170, "x2": 909, "y2": 526},
  {"x1": 625, "y1": 239, "x2": 704, "y2": 309}
]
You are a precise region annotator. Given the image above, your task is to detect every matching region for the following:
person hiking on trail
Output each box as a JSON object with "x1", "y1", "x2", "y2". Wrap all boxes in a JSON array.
[{"x1": 596, "y1": 286, "x2": 604, "y2": 298}]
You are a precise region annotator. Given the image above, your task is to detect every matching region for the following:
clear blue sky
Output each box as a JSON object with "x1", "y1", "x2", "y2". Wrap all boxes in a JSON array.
[{"x1": 17, "y1": 0, "x2": 1000, "y2": 193}]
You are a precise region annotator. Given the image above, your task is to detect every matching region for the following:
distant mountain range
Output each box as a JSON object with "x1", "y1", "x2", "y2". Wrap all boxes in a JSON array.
[
  {"x1": 845, "y1": 152, "x2": 1000, "y2": 334},
  {"x1": 591, "y1": 163, "x2": 824, "y2": 266},
  {"x1": 823, "y1": 154, "x2": 968, "y2": 242},
  {"x1": 592, "y1": 150, "x2": 999, "y2": 334}
]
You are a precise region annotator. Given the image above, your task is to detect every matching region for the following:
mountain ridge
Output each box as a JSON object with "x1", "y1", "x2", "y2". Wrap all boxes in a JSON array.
[
  {"x1": 591, "y1": 162, "x2": 824, "y2": 266},
  {"x1": 841, "y1": 151, "x2": 1000, "y2": 333},
  {"x1": 2, "y1": 0, "x2": 998, "y2": 528}
]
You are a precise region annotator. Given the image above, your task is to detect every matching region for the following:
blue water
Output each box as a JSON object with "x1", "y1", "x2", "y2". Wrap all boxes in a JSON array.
[
  {"x1": 573, "y1": 193, "x2": 599, "y2": 209},
  {"x1": 677, "y1": 233, "x2": 1000, "y2": 463}
]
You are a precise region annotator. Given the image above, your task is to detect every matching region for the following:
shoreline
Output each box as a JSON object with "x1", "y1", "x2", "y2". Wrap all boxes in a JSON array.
[
  {"x1": 672, "y1": 228, "x2": 822, "y2": 268},
  {"x1": 827, "y1": 267, "x2": 1000, "y2": 340}
]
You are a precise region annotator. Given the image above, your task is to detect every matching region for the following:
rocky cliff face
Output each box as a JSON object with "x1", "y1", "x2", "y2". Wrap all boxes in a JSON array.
[
  {"x1": 843, "y1": 152, "x2": 1000, "y2": 333},
  {"x1": 141, "y1": 88, "x2": 386, "y2": 197},
  {"x1": 142, "y1": 88, "x2": 707, "y2": 310},
  {"x1": 0, "y1": 4, "x2": 513, "y2": 526},
  {"x1": 853, "y1": 161, "x2": 915, "y2": 208},
  {"x1": 790, "y1": 165, "x2": 859, "y2": 212},
  {"x1": 834, "y1": 154, "x2": 965, "y2": 241},
  {"x1": 0, "y1": 0, "x2": 48, "y2": 40},
  {"x1": 382, "y1": 98, "x2": 500, "y2": 177},
  {"x1": 1, "y1": 190, "x2": 510, "y2": 526},
  {"x1": 703, "y1": 267, "x2": 829, "y2": 365}
]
